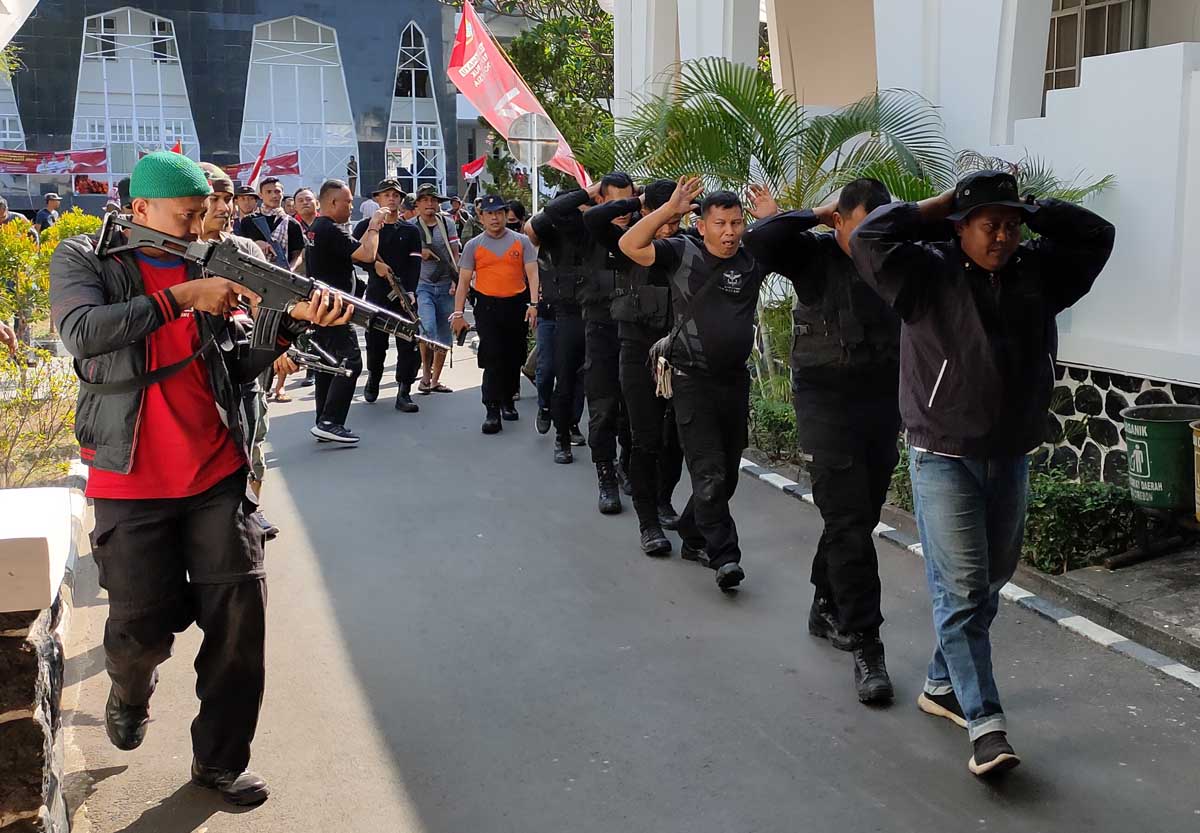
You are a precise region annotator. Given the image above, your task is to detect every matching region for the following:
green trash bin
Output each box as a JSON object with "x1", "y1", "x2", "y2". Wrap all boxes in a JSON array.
[{"x1": 1120, "y1": 404, "x2": 1200, "y2": 511}]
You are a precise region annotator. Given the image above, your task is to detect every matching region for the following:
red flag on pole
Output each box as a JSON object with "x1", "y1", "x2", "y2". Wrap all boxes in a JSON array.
[
  {"x1": 245, "y1": 132, "x2": 272, "y2": 191},
  {"x1": 447, "y1": 4, "x2": 590, "y2": 188},
  {"x1": 170, "y1": 141, "x2": 183, "y2": 154},
  {"x1": 461, "y1": 154, "x2": 488, "y2": 180}
]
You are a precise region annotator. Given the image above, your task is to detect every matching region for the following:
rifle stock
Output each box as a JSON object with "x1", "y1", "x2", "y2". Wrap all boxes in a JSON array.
[{"x1": 94, "y1": 214, "x2": 451, "y2": 350}]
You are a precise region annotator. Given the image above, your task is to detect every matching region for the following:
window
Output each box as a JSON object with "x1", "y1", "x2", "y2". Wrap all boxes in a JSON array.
[
  {"x1": 1044, "y1": 0, "x2": 1148, "y2": 109},
  {"x1": 0, "y1": 117, "x2": 22, "y2": 143},
  {"x1": 163, "y1": 119, "x2": 186, "y2": 143},
  {"x1": 84, "y1": 16, "x2": 118, "y2": 60},
  {"x1": 76, "y1": 118, "x2": 106, "y2": 143},
  {"x1": 137, "y1": 122, "x2": 160, "y2": 144},
  {"x1": 109, "y1": 118, "x2": 133, "y2": 143},
  {"x1": 395, "y1": 22, "x2": 434, "y2": 99},
  {"x1": 153, "y1": 19, "x2": 177, "y2": 61}
]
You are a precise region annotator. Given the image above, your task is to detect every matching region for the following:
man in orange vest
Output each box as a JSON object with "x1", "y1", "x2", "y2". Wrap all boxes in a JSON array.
[{"x1": 451, "y1": 194, "x2": 539, "y2": 433}]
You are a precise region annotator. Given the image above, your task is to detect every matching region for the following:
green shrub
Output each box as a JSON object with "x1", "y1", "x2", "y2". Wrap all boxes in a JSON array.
[
  {"x1": 749, "y1": 394, "x2": 796, "y2": 461},
  {"x1": 889, "y1": 442, "x2": 913, "y2": 512},
  {"x1": 0, "y1": 349, "x2": 77, "y2": 488},
  {"x1": 1022, "y1": 468, "x2": 1135, "y2": 574}
]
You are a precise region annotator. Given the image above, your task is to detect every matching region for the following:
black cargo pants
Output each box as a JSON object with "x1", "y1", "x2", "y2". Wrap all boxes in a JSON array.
[
  {"x1": 673, "y1": 368, "x2": 750, "y2": 570},
  {"x1": 800, "y1": 396, "x2": 901, "y2": 636},
  {"x1": 364, "y1": 290, "x2": 419, "y2": 395},
  {"x1": 583, "y1": 318, "x2": 630, "y2": 466},
  {"x1": 619, "y1": 332, "x2": 684, "y2": 529},
  {"x1": 90, "y1": 470, "x2": 266, "y2": 772}
]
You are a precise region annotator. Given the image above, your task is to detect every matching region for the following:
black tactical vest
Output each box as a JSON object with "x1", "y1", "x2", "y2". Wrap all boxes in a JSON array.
[
  {"x1": 539, "y1": 231, "x2": 589, "y2": 306},
  {"x1": 611, "y1": 263, "x2": 670, "y2": 330},
  {"x1": 790, "y1": 262, "x2": 900, "y2": 371}
]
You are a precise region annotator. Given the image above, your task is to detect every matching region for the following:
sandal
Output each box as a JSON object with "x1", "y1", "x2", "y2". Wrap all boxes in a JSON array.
[
  {"x1": 273, "y1": 392, "x2": 292, "y2": 403},
  {"x1": 418, "y1": 380, "x2": 433, "y2": 395},
  {"x1": 431, "y1": 383, "x2": 453, "y2": 393}
]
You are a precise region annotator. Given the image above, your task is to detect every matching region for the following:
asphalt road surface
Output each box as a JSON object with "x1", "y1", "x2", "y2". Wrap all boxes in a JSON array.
[{"x1": 62, "y1": 351, "x2": 1200, "y2": 833}]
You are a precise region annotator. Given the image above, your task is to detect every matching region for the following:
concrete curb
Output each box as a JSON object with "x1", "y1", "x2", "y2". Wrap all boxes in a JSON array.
[{"x1": 738, "y1": 457, "x2": 1200, "y2": 692}]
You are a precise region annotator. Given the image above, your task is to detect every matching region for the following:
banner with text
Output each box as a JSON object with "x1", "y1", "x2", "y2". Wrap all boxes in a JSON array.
[
  {"x1": 447, "y1": 3, "x2": 590, "y2": 188},
  {"x1": 0, "y1": 148, "x2": 107, "y2": 175}
]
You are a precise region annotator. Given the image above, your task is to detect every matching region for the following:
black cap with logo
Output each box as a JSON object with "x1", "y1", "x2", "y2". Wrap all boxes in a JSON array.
[
  {"x1": 479, "y1": 194, "x2": 508, "y2": 213},
  {"x1": 947, "y1": 170, "x2": 1038, "y2": 221},
  {"x1": 372, "y1": 178, "x2": 403, "y2": 197}
]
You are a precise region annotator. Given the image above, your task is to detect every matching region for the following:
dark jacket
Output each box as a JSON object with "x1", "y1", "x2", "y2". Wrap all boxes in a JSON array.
[
  {"x1": 530, "y1": 196, "x2": 590, "y2": 313},
  {"x1": 50, "y1": 232, "x2": 303, "y2": 475},
  {"x1": 353, "y1": 218, "x2": 421, "y2": 304},
  {"x1": 583, "y1": 196, "x2": 673, "y2": 337},
  {"x1": 543, "y1": 189, "x2": 615, "y2": 319},
  {"x1": 744, "y1": 209, "x2": 900, "y2": 394},
  {"x1": 850, "y1": 199, "x2": 1115, "y2": 457}
]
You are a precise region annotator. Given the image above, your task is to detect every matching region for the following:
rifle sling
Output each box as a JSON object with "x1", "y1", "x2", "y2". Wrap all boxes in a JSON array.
[{"x1": 78, "y1": 334, "x2": 217, "y2": 396}]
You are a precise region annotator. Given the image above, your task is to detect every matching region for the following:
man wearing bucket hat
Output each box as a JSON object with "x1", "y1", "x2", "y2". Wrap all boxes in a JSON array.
[
  {"x1": 49, "y1": 151, "x2": 353, "y2": 805},
  {"x1": 851, "y1": 170, "x2": 1115, "y2": 777},
  {"x1": 354, "y1": 178, "x2": 424, "y2": 411},
  {"x1": 409, "y1": 182, "x2": 459, "y2": 394}
]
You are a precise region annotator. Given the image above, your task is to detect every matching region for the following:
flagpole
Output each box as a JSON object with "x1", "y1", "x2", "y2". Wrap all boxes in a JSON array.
[{"x1": 532, "y1": 165, "x2": 539, "y2": 216}]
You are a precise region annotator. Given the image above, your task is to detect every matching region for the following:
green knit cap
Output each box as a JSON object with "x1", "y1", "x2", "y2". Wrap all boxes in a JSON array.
[{"x1": 129, "y1": 151, "x2": 212, "y2": 199}]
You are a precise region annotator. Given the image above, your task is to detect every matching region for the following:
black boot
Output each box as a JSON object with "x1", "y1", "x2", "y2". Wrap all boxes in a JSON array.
[
  {"x1": 363, "y1": 374, "x2": 380, "y2": 403},
  {"x1": 482, "y1": 404, "x2": 502, "y2": 434},
  {"x1": 596, "y1": 462, "x2": 622, "y2": 515},
  {"x1": 500, "y1": 401, "x2": 519, "y2": 421},
  {"x1": 395, "y1": 386, "x2": 420, "y2": 412},
  {"x1": 808, "y1": 596, "x2": 855, "y2": 651},
  {"x1": 554, "y1": 438, "x2": 574, "y2": 464},
  {"x1": 536, "y1": 408, "x2": 552, "y2": 434},
  {"x1": 852, "y1": 634, "x2": 894, "y2": 704},
  {"x1": 299, "y1": 369, "x2": 315, "y2": 387},
  {"x1": 657, "y1": 502, "x2": 680, "y2": 530},
  {"x1": 639, "y1": 525, "x2": 671, "y2": 556},
  {"x1": 616, "y1": 461, "x2": 633, "y2": 496},
  {"x1": 105, "y1": 687, "x2": 149, "y2": 751},
  {"x1": 191, "y1": 759, "x2": 270, "y2": 806}
]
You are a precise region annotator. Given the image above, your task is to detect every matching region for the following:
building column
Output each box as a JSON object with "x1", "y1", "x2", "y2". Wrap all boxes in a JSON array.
[
  {"x1": 676, "y1": 0, "x2": 758, "y2": 66},
  {"x1": 875, "y1": 0, "x2": 1050, "y2": 149},
  {"x1": 613, "y1": 0, "x2": 680, "y2": 119},
  {"x1": 765, "y1": 0, "x2": 877, "y2": 107}
]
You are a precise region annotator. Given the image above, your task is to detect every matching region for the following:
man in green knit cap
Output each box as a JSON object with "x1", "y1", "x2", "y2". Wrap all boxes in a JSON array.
[{"x1": 50, "y1": 151, "x2": 352, "y2": 805}]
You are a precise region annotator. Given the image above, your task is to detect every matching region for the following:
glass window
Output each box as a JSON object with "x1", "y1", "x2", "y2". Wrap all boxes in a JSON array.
[
  {"x1": 137, "y1": 122, "x2": 160, "y2": 144},
  {"x1": 1044, "y1": 0, "x2": 1146, "y2": 111},
  {"x1": 153, "y1": 19, "x2": 178, "y2": 61},
  {"x1": 110, "y1": 119, "x2": 133, "y2": 143}
]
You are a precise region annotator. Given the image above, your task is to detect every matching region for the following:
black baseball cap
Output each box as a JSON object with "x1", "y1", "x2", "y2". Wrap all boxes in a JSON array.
[
  {"x1": 947, "y1": 170, "x2": 1038, "y2": 221},
  {"x1": 479, "y1": 194, "x2": 508, "y2": 213},
  {"x1": 235, "y1": 185, "x2": 257, "y2": 197}
]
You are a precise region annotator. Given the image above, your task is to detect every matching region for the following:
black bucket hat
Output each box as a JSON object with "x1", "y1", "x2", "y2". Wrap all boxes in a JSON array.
[
  {"x1": 372, "y1": 178, "x2": 404, "y2": 197},
  {"x1": 947, "y1": 170, "x2": 1039, "y2": 222}
]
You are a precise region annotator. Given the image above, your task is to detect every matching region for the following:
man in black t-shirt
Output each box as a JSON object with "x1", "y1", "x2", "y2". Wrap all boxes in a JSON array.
[
  {"x1": 306, "y1": 178, "x2": 388, "y2": 443},
  {"x1": 240, "y1": 177, "x2": 306, "y2": 271},
  {"x1": 621, "y1": 179, "x2": 765, "y2": 592},
  {"x1": 353, "y1": 178, "x2": 423, "y2": 412}
]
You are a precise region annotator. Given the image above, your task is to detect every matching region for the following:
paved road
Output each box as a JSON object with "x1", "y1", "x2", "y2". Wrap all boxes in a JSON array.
[{"x1": 62, "y1": 351, "x2": 1200, "y2": 832}]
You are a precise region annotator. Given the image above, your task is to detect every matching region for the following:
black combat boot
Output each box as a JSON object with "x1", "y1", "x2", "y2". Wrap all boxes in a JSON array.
[
  {"x1": 851, "y1": 633, "x2": 894, "y2": 704},
  {"x1": 482, "y1": 404, "x2": 502, "y2": 434},
  {"x1": 554, "y1": 438, "x2": 574, "y2": 464},
  {"x1": 596, "y1": 462, "x2": 622, "y2": 515},
  {"x1": 808, "y1": 596, "x2": 855, "y2": 651},
  {"x1": 395, "y1": 386, "x2": 420, "y2": 412},
  {"x1": 363, "y1": 374, "x2": 380, "y2": 403},
  {"x1": 639, "y1": 525, "x2": 671, "y2": 556}
]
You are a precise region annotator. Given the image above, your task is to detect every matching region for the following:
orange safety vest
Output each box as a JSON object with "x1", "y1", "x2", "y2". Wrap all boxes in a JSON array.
[{"x1": 472, "y1": 237, "x2": 527, "y2": 298}]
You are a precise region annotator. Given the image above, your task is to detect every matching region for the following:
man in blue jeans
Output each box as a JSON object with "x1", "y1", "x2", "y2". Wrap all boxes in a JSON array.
[
  {"x1": 533, "y1": 306, "x2": 585, "y2": 437},
  {"x1": 410, "y1": 184, "x2": 459, "y2": 393},
  {"x1": 851, "y1": 171, "x2": 1114, "y2": 776}
]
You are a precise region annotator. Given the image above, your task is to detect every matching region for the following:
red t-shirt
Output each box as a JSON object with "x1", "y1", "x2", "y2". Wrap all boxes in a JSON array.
[{"x1": 86, "y1": 254, "x2": 246, "y2": 500}]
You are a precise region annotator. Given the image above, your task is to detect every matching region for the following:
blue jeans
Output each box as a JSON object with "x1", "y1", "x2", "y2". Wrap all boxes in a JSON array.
[
  {"x1": 416, "y1": 279, "x2": 454, "y2": 349},
  {"x1": 910, "y1": 451, "x2": 1029, "y2": 741},
  {"x1": 535, "y1": 318, "x2": 584, "y2": 421}
]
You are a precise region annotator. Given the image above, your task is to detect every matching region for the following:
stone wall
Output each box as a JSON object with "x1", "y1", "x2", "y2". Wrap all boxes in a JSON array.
[
  {"x1": 0, "y1": 596, "x2": 69, "y2": 833},
  {"x1": 1036, "y1": 363, "x2": 1200, "y2": 482}
]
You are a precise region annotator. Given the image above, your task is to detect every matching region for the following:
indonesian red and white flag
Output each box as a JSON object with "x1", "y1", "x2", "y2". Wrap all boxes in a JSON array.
[
  {"x1": 461, "y1": 154, "x2": 488, "y2": 180},
  {"x1": 447, "y1": 3, "x2": 591, "y2": 188},
  {"x1": 245, "y1": 133, "x2": 272, "y2": 190},
  {"x1": 170, "y1": 141, "x2": 183, "y2": 154}
]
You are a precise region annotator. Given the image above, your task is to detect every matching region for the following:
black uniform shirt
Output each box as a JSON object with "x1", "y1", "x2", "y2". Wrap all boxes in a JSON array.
[
  {"x1": 306, "y1": 216, "x2": 359, "y2": 294},
  {"x1": 652, "y1": 237, "x2": 765, "y2": 375},
  {"x1": 353, "y1": 219, "x2": 422, "y2": 296}
]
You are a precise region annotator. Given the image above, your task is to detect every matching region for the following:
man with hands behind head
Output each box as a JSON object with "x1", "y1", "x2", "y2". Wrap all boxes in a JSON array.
[
  {"x1": 50, "y1": 151, "x2": 353, "y2": 806},
  {"x1": 744, "y1": 178, "x2": 901, "y2": 707},
  {"x1": 620, "y1": 177, "x2": 767, "y2": 593}
]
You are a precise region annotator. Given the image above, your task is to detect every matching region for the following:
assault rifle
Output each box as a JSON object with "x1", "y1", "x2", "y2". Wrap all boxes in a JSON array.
[
  {"x1": 94, "y1": 214, "x2": 451, "y2": 351},
  {"x1": 286, "y1": 341, "x2": 354, "y2": 378}
]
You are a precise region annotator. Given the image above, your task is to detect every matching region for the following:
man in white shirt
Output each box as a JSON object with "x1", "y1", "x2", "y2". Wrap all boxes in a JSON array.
[{"x1": 359, "y1": 194, "x2": 380, "y2": 222}]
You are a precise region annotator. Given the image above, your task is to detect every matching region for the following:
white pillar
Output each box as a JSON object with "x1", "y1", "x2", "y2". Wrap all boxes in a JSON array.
[
  {"x1": 676, "y1": 0, "x2": 758, "y2": 66},
  {"x1": 875, "y1": 0, "x2": 1050, "y2": 150},
  {"x1": 613, "y1": 0, "x2": 680, "y2": 119}
]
